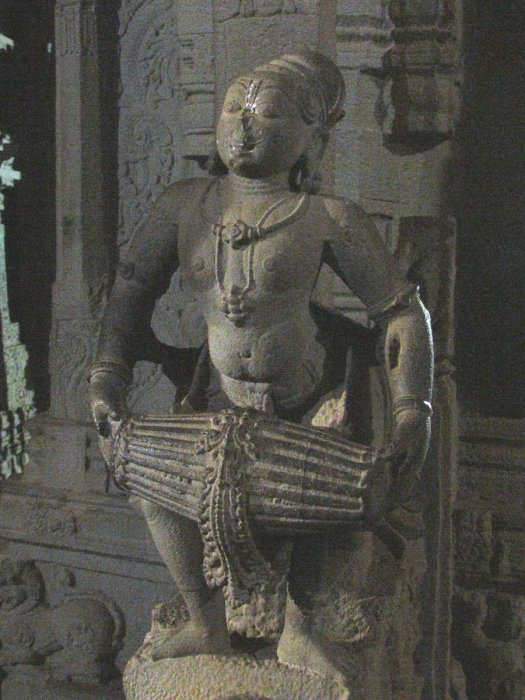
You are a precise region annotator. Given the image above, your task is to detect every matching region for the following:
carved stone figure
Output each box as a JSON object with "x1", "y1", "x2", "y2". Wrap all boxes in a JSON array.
[
  {"x1": 90, "y1": 52, "x2": 433, "y2": 695},
  {"x1": 0, "y1": 559, "x2": 125, "y2": 685}
]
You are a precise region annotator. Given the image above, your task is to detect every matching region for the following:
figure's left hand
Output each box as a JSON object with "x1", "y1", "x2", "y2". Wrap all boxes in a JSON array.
[{"x1": 384, "y1": 409, "x2": 431, "y2": 508}]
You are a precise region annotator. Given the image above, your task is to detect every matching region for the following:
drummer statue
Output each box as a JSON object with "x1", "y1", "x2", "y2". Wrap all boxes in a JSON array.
[{"x1": 90, "y1": 53, "x2": 433, "y2": 690}]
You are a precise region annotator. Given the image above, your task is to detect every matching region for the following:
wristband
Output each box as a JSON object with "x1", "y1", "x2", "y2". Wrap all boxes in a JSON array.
[
  {"x1": 392, "y1": 395, "x2": 433, "y2": 417},
  {"x1": 90, "y1": 359, "x2": 132, "y2": 385}
]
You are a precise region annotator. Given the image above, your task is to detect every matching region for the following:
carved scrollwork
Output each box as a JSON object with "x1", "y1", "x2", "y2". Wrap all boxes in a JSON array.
[
  {"x1": 139, "y1": 13, "x2": 178, "y2": 110},
  {"x1": 196, "y1": 409, "x2": 278, "y2": 607},
  {"x1": 33, "y1": 505, "x2": 77, "y2": 539},
  {"x1": 119, "y1": 0, "x2": 180, "y2": 247},
  {"x1": 215, "y1": 0, "x2": 316, "y2": 21},
  {"x1": 119, "y1": 115, "x2": 175, "y2": 245}
]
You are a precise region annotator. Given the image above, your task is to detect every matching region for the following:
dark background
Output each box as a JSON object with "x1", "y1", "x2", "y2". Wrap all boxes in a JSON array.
[{"x1": 456, "y1": 0, "x2": 525, "y2": 417}]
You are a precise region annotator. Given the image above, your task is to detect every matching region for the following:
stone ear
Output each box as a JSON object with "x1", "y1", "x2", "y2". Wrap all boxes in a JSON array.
[
  {"x1": 298, "y1": 148, "x2": 323, "y2": 194},
  {"x1": 311, "y1": 127, "x2": 328, "y2": 161}
]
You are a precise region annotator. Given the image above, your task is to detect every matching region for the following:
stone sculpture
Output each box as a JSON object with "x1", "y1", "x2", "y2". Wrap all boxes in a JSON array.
[
  {"x1": 0, "y1": 559, "x2": 125, "y2": 685},
  {"x1": 90, "y1": 52, "x2": 433, "y2": 696}
]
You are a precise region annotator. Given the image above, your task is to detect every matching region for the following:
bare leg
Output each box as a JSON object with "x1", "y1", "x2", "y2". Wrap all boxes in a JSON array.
[
  {"x1": 277, "y1": 539, "x2": 354, "y2": 691},
  {"x1": 141, "y1": 500, "x2": 231, "y2": 660},
  {"x1": 277, "y1": 595, "x2": 354, "y2": 693}
]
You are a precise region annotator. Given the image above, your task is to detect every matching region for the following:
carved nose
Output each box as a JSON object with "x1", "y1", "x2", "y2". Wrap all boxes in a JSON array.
[{"x1": 232, "y1": 114, "x2": 258, "y2": 151}]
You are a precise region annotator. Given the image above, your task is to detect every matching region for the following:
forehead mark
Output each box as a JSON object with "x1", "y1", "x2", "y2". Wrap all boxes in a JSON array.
[{"x1": 245, "y1": 79, "x2": 263, "y2": 110}]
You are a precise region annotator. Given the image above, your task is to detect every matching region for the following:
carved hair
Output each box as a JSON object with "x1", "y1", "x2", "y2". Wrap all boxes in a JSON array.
[
  {"x1": 208, "y1": 52, "x2": 346, "y2": 194},
  {"x1": 254, "y1": 51, "x2": 346, "y2": 132}
]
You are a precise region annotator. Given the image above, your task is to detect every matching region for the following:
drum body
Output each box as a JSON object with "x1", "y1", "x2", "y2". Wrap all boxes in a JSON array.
[
  {"x1": 106, "y1": 408, "x2": 389, "y2": 612},
  {"x1": 108, "y1": 408, "x2": 385, "y2": 534}
]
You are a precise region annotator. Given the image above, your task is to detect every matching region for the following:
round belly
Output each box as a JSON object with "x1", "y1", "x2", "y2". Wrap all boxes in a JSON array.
[{"x1": 207, "y1": 315, "x2": 324, "y2": 385}]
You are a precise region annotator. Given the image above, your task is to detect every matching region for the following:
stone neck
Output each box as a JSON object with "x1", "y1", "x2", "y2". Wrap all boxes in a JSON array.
[{"x1": 226, "y1": 172, "x2": 290, "y2": 195}]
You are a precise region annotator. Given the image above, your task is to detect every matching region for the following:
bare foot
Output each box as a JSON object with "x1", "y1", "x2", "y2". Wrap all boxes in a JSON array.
[
  {"x1": 277, "y1": 596, "x2": 355, "y2": 695},
  {"x1": 149, "y1": 618, "x2": 231, "y2": 661}
]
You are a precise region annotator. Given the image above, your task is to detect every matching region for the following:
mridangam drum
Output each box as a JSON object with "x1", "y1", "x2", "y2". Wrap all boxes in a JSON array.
[
  {"x1": 105, "y1": 408, "x2": 393, "y2": 608},
  {"x1": 107, "y1": 407, "x2": 388, "y2": 534}
]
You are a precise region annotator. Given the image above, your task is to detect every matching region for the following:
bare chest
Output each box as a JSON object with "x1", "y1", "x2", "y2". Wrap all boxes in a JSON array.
[{"x1": 178, "y1": 207, "x2": 325, "y2": 299}]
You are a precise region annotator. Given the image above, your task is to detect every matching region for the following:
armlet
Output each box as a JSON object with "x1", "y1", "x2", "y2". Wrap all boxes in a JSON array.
[{"x1": 367, "y1": 283, "x2": 418, "y2": 323}]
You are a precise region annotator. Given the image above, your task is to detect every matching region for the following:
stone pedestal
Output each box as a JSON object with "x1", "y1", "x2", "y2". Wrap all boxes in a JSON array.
[
  {"x1": 2, "y1": 667, "x2": 124, "y2": 700},
  {"x1": 124, "y1": 652, "x2": 349, "y2": 700}
]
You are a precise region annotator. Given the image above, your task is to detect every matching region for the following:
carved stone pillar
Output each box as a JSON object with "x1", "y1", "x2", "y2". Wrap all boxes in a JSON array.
[
  {"x1": 395, "y1": 216, "x2": 458, "y2": 700},
  {"x1": 177, "y1": 1, "x2": 215, "y2": 166},
  {"x1": 325, "y1": 3, "x2": 461, "y2": 698},
  {"x1": 453, "y1": 416, "x2": 525, "y2": 699},
  {"x1": 50, "y1": 0, "x2": 108, "y2": 423},
  {"x1": 118, "y1": 0, "x2": 206, "y2": 414},
  {"x1": 384, "y1": 0, "x2": 458, "y2": 145}
]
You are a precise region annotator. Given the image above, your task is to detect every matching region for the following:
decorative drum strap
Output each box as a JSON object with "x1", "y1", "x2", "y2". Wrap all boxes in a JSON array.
[{"x1": 196, "y1": 408, "x2": 280, "y2": 609}]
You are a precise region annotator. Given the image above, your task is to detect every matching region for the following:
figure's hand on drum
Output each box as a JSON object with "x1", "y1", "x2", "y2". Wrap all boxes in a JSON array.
[
  {"x1": 90, "y1": 372, "x2": 129, "y2": 439},
  {"x1": 384, "y1": 407, "x2": 431, "y2": 507}
]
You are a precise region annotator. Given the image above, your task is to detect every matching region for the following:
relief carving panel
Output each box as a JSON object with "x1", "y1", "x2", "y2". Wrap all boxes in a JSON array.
[
  {"x1": 119, "y1": 0, "x2": 205, "y2": 413},
  {"x1": 0, "y1": 559, "x2": 125, "y2": 688}
]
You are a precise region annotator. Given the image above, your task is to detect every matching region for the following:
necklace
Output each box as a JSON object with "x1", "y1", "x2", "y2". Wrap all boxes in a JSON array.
[
  {"x1": 213, "y1": 193, "x2": 309, "y2": 326},
  {"x1": 228, "y1": 173, "x2": 289, "y2": 195}
]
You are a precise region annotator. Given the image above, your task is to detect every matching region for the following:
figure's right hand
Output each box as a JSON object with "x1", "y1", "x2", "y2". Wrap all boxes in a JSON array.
[{"x1": 90, "y1": 373, "x2": 129, "y2": 438}]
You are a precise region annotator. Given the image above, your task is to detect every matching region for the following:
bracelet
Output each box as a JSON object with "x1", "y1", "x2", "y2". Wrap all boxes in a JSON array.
[
  {"x1": 90, "y1": 359, "x2": 132, "y2": 385},
  {"x1": 392, "y1": 395, "x2": 433, "y2": 417}
]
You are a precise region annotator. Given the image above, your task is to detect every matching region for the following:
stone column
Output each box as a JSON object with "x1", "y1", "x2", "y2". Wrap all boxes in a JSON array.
[
  {"x1": 177, "y1": 1, "x2": 215, "y2": 168},
  {"x1": 385, "y1": 0, "x2": 458, "y2": 145},
  {"x1": 0, "y1": 6, "x2": 175, "y2": 677},
  {"x1": 50, "y1": 0, "x2": 108, "y2": 424},
  {"x1": 309, "y1": 3, "x2": 461, "y2": 698},
  {"x1": 213, "y1": 0, "x2": 337, "y2": 109},
  {"x1": 24, "y1": 0, "x2": 109, "y2": 493}
]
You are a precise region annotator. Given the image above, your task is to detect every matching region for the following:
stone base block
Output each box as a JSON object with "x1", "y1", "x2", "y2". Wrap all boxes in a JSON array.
[
  {"x1": 123, "y1": 653, "x2": 350, "y2": 700},
  {"x1": 2, "y1": 667, "x2": 125, "y2": 700}
]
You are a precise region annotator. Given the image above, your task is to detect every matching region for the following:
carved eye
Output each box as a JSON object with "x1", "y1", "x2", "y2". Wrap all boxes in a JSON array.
[
  {"x1": 259, "y1": 105, "x2": 279, "y2": 119},
  {"x1": 225, "y1": 100, "x2": 242, "y2": 113}
]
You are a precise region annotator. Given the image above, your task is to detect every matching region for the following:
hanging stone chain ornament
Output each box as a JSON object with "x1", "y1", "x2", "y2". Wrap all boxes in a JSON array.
[
  {"x1": 0, "y1": 36, "x2": 35, "y2": 480},
  {"x1": 214, "y1": 193, "x2": 309, "y2": 325},
  {"x1": 90, "y1": 51, "x2": 434, "y2": 699}
]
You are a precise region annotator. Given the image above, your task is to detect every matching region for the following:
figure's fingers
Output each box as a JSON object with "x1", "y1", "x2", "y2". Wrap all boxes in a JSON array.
[
  {"x1": 109, "y1": 401, "x2": 129, "y2": 422},
  {"x1": 92, "y1": 401, "x2": 117, "y2": 438},
  {"x1": 392, "y1": 442, "x2": 426, "y2": 505}
]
